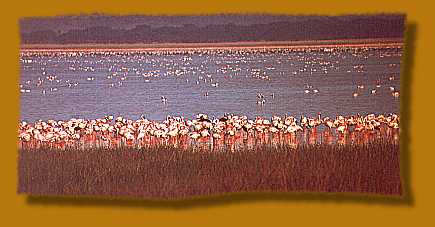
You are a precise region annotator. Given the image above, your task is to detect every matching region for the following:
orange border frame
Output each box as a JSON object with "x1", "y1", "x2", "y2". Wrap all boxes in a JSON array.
[{"x1": 1, "y1": 1, "x2": 432, "y2": 226}]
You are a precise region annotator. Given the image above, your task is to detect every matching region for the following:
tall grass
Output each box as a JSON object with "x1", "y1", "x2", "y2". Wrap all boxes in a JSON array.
[{"x1": 18, "y1": 138, "x2": 401, "y2": 199}]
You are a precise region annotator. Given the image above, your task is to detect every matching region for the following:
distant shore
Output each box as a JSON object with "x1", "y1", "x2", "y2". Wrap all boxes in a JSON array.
[{"x1": 20, "y1": 38, "x2": 403, "y2": 52}]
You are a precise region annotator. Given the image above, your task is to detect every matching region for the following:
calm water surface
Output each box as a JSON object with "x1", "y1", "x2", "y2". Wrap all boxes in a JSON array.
[{"x1": 19, "y1": 45, "x2": 402, "y2": 122}]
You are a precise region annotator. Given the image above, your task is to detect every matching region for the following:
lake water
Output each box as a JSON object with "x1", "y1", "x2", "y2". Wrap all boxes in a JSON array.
[{"x1": 19, "y1": 45, "x2": 402, "y2": 122}]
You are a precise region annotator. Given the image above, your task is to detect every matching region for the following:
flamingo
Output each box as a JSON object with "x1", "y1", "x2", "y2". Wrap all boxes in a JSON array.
[
  {"x1": 189, "y1": 132, "x2": 201, "y2": 140},
  {"x1": 212, "y1": 133, "x2": 221, "y2": 139},
  {"x1": 323, "y1": 117, "x2": 334, "y2": 129},
  {"x1": 354, "y1": 122, "x2": 365, "y2": 132},
  {"x1": 200, "y1": 129, "x2": 210, "y2": 138},
  {"x1": 336, "y1": 124, "x2": 347, "y2": 134},
  {"x1": 161, "y1": 96, "x2": 168, "y2": 104},
  {"x1": 18, "y1": 113, "x2": 400, "y2": 150}
]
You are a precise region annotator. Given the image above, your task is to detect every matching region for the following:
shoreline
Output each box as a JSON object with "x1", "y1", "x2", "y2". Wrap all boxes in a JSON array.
[{"x1": 20, "y1": 38, "x2": 404, "y2": 52}]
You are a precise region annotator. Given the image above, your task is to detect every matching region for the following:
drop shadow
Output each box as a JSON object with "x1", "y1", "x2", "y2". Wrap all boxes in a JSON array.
[
  {"x1": 398, "y1": 21, "x2": 416, "y2": 206},
  {"x1": 26, "y1": 191, "x2": 405, "y2": 210},
  {"x1": 24, "y1": 22, "x2": 417, "y2": 210}
]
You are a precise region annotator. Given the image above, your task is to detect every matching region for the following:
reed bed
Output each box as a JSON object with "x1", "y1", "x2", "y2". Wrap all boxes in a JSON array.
[{"x1": 18, "y1": 136, "x2": 401, "y2": 199}]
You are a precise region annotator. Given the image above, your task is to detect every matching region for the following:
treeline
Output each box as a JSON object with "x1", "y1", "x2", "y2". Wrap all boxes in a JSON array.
[{"x1": 20, "y1": 17, "x2": 405, "y2": 44}]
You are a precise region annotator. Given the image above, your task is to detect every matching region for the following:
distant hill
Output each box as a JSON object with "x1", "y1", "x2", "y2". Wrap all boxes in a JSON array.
[{"x1": 20, "y1": 15, "x2": 405, "y2": 44}]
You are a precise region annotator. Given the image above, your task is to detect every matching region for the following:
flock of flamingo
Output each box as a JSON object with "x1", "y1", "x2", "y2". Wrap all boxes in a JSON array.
[
  {"x1": 19, "y1": 46, "x2": 401, "y2": 151},
  {"x1": 18, "y1": 112, "x2": 400, "y2": 151}
]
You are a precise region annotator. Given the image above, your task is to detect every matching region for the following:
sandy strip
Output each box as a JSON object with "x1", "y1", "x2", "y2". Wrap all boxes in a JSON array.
[{"x1": 20, "y1": 39, "x2": 404, "y2": 53}]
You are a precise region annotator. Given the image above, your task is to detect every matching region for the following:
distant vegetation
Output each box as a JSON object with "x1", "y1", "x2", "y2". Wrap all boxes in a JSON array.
[{"x1": 20, "y1": 17, "x2": 405, "y2": 44}]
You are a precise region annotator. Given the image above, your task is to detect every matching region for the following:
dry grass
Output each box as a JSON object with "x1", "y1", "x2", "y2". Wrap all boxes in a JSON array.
[{"x1": 18, "y1": 138, "x2": 401, "y2": 199}]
